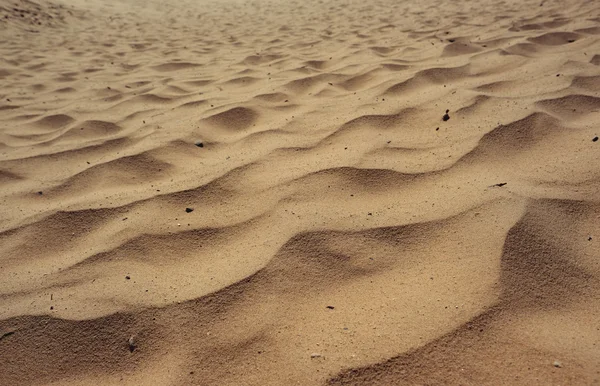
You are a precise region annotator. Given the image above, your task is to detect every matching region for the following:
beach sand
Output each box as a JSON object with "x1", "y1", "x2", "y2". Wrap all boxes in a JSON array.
[{"x1": 1, "y1": 0, "x2": 599, "y2": 384}]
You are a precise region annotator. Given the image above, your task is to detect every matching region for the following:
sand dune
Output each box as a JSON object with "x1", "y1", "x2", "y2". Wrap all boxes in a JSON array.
[{"x1": 1, "y1": 0, "x2": 599, "y2": 384}]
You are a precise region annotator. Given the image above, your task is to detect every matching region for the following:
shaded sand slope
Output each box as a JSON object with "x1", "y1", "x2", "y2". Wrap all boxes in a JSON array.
[{"x1": 1, "y1": 0, "x2": 599, "y2": 384}]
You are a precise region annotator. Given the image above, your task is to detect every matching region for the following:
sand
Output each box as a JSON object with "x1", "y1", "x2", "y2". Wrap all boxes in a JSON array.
[{"x1": 1, "y1": 0, "x2": 599, "y2": 384}]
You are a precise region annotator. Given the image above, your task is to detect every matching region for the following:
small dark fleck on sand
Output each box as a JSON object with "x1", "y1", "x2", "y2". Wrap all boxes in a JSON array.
[
  {"x1": 185, "y1": 208, "x2": 194, "y2": 213},
  {"x1": 326, "y1": 306, "x2": 335, "y2": 310},
  {"x1": 593, "y1": 136, "x2": 598, "y2": 142},
  {"x1": 37, "y1": 191, "x2": 43, "y2": 195},
  {"x1": 125, "y1": 275, "x2": 131, "y2": 280},
  {"x1": 442, "y1": 110, "x2": 450, "y2": 121},
  {"x1": 195, "y1": 141, "x2": 204, "y2": 147},
  {"x1": 448, "y1": 39, "x2": 455, "y2": 42}
]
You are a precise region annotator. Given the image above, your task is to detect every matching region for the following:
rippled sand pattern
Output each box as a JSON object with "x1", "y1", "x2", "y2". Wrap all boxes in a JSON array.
[{"x1": 1, "y1": 0, "x2": 599, "y2": 384}]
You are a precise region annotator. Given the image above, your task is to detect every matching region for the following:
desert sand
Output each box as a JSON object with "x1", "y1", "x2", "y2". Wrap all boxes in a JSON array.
[{"x1": 1, "y1": 0, "x2": 599, "y2": 384}]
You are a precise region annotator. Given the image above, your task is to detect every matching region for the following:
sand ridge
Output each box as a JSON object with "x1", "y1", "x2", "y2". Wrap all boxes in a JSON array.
[{"x1": 1, "y1": 0, "x2": 600, "y2": 384}]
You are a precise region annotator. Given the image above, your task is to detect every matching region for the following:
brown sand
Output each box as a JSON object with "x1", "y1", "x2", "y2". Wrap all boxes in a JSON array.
[{"x1": 1, "y1": 0, "x2": 600, "y2": 384}]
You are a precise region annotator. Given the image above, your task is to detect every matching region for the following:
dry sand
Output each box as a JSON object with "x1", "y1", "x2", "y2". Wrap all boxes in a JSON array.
[{"x1": 1, "y1": 0, "x2": 600, "y2": 384}]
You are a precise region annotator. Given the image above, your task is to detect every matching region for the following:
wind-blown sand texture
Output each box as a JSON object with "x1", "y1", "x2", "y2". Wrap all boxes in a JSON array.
[{"x1": 1, "y1": 0, "x2": 600, "y2": 384}]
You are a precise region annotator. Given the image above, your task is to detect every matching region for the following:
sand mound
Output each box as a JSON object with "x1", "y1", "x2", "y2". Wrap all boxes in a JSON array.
[{"x1": 1, "y1": 0, "x2": 599, "y2": 384}]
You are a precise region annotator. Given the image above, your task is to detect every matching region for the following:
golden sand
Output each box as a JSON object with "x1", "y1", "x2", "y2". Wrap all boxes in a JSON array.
[{"x1": 1, "y1": 0, "x2": 599, "y2": 384}]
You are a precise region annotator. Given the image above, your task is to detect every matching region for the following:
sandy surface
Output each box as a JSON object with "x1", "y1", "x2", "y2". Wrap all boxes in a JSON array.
[{"x1": 1, "y1": 0, "x2": 599, "y2": 384}]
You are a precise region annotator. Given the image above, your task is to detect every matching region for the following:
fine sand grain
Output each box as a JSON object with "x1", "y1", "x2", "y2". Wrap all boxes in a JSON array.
[{"x1": 1, "y1": 0, "x2": 599, "y2": 384}]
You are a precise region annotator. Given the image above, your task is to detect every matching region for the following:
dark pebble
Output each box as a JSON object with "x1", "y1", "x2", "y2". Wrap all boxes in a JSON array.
[
  {"x1": 593, "y1": 136, "x2": 598, "y2": 142},
  {"x1": 442, "y1": 113, "x2": 450, "y2": 121},
  {"x1": 195, "y1": 141, "x2": 204, "y2": 148},
  {"x1": 125, "y1": 275, "x2": 131, "y2": 280},
  {"x1": 37, "y1": 191, "x2": 43, "y2": 195},
  {"x1": 186, "y1": 208, "x2": 194, "y2": 213},
  {"x1": 326, "y1": 306, "x2": 335, "y2": 310}
]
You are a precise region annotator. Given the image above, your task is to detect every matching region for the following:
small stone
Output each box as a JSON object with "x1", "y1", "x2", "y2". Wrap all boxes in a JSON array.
[
  {"x1": 37, "y1": 191, "x2": 43, "y2": 195},
  {"x1": 125, "y1": 275, "x2": 131, "y2": 280},
  {"x1": 310, "y1": 353, "x2": 322, "y2": 359},
  {"x1": 442, "y1": 109, "x2": 450, "y2": 121},
  {"x1": 553, "y1": 360, "x2": 562, "y2": 368},
  {"x1": 326, "y1": 305, "x2": 335, "y2": 310},
  {"x1": 194, "y1": 141, "x2": 204, "y2": 148},
  {"x1": 185, "y1": 208, "x2": 194, "y2": 213},
  {"x1": 588, "y1": 236, "x2": 593, "y2": 241},
  {"x1": 593, "y1": 136, "x2": 598, "y2": 142},
  {"x1": 128, "y1": 336, "x2": 136, "y2": 352}
]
